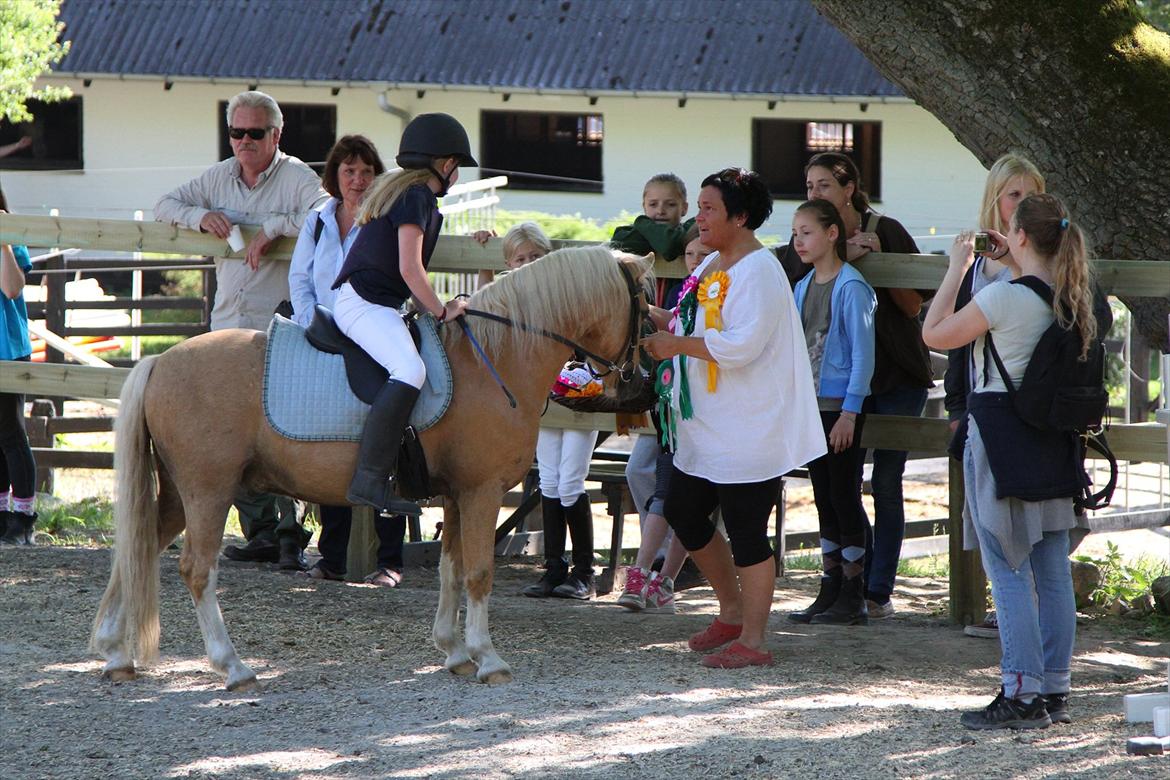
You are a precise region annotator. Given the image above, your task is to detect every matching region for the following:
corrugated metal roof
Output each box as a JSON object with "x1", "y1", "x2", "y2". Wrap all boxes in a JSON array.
[{"x1": 54, "y1": 0, "x2": 903, "y2": 98}]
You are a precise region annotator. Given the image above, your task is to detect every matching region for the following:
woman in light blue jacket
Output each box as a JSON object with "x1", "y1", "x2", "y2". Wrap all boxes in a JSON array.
[
  {"x1": 289, "y1": 136, "x2": 404, "y2": 586},
  {"x1": 787, "y1": 198, "x2": 876, "y2": 626}
]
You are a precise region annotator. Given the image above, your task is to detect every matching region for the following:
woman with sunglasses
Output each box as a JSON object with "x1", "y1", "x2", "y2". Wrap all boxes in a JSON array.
[{"x1": 642, "y1": 168, "x2": 824, "y2": 669}]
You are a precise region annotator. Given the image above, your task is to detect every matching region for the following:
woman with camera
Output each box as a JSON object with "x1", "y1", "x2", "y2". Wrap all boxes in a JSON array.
[{"x1": 924, "y1": 193, "x2": 1099, "y2": 730}]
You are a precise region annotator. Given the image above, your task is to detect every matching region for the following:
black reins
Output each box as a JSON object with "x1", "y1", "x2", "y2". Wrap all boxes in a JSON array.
[{"x1": 456, "y1": 261, "x2": 646, "y2": 405}]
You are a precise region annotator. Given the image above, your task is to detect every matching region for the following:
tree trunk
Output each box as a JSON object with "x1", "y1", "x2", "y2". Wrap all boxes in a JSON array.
[{"x1": 811, "y1": 0, "x2": 1170, "y2": 348}]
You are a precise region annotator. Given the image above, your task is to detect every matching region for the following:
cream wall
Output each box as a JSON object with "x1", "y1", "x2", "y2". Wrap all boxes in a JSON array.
[{"x1": 5, "y1": 77, "x2": 987, "y2": 251}]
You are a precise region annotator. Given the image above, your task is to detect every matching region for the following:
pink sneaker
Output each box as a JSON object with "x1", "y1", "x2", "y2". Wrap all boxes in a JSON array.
[
  {"x1": 643, "y1": 572, "x2": 676, "y2": 614},
  {"x1": 617, "y1": 566, "x2": 649, "y2": 611}
]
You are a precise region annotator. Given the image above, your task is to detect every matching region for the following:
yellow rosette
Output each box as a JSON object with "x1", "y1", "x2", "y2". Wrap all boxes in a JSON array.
[{"x1": 697, "y1": 270, "x2": 730, "y2": 391}]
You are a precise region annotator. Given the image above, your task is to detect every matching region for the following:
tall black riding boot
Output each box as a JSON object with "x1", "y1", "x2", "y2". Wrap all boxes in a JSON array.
[
  {"x1": 810, "y1": 575, "x2": 869, "y2": 625},
  {"x1": 347, "y1": 380, "x2": 423, "y2": 518},
  {"x1": 523, "y1": 496, "x2": 568, "y2": 598},
  {"x1": 553, "y1": 494, "x2": 595, "y2": 600}
]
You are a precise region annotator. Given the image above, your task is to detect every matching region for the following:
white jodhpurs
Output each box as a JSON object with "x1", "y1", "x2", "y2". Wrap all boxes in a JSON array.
[
  {"x1": 535, "y1": 427, "x2": 597, "y2": 506},
  {"x1": 333, "y1": 282, "x2": 426, "y2": 390}
]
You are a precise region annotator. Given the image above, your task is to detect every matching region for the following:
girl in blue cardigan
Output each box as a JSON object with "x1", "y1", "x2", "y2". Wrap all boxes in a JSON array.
[{"x1": 787, "y1": 199, "x2": 876, "y2": 626}]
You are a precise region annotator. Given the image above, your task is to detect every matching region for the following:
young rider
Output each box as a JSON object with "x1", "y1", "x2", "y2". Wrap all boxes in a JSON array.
[{"x1": 331, "y1": 113, "x2": 475, "y2": 518}]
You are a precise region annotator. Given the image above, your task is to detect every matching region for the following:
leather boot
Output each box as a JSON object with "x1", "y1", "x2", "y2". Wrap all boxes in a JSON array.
[
  {"x1": 523, "y1": 497, "x2": 568, "y2": 598},
  {"x1": 787, "y1": 571, "x2": 842, "y2": 624},
  {"x1": 347, "y1": 380, "x2": 423, "y2": 518},
  {"x1": 523, "y1": 557, "x2": 568, "y2": 598},
  {"x1": 553, "y1": 495, "x2": 595, "y2": 600},
  {"x1": 278, "y1": 535, "x2": 308, "y2": 571},
  {"x1": 810, "y1": 575, "x2": 869, "y2": 625},
  {"x1": 0, "y1": 511, "x2": 37, "y2": 545}
]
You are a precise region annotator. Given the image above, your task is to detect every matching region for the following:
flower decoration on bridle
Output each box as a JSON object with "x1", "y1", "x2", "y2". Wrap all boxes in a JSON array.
[{"x1": 696, "y1": 270, "x2": 730, "y2": 391}]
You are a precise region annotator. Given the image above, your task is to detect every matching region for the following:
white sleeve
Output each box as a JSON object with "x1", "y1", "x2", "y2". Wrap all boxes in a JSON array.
[
  {"x1": 972, "y1": 281, "x2": 1010, "y2": 332},
  {"x1": 152, "y1": 169, "x2": 216, "y2": 231},
  {"x1": 288, "y1": 213, "x2": 320, "y2": 328},
  {"x1": 703, "y1": 257, "x2": 785, "y2": 369}
]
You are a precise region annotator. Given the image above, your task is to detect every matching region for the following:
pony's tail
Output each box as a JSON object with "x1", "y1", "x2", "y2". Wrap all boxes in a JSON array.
[{"x1": 90, "y1": 356, "x2": 162, "y2": 664}]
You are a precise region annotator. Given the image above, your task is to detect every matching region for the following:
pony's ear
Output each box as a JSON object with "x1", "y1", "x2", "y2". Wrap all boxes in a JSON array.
[{"x1": 620, "y1": 252, "x2": 655, "y2": 281}]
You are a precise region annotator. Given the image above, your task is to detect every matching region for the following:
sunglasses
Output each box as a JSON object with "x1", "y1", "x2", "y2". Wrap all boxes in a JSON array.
[{"x1": 228, "y1": 126, "x2": 271, "y2": 140}]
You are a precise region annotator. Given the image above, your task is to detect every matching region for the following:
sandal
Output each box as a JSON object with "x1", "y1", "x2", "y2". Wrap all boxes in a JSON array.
[
  {"x1": 301, "y1": 561, "x2": 345, "y2": 581},
  {"x1": 688, "y1": 618, "x2": 743, "y2": 652},
  {"x1": 364, "y1": 568, "x2": 403, "y2": 588},
  {"x1": 700, "y1": 641, "x2": 773, "y2": 669}
]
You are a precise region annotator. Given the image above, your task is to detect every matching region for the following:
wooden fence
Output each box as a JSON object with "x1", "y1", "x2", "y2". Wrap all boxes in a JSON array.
[{"x1": 2, "y1": 214, "x2": 1168, "y2": 623}]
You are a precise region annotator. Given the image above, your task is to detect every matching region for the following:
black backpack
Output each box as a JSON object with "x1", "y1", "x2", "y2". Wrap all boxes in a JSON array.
[{"x1": 986, "y1": 276, "x2": 1117, "y2": 510}]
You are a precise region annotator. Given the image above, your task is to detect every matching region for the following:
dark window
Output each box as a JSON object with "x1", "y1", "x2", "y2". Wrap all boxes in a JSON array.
[
  {"x1": 752, "y1": 119, "x2": 881, "y2": 201},
  {"x1": 0, "y1": 97, "x2": 83, "y2": 171},
  {"x1": 218, "y1": 101, "x2": 336, "y2": 173},
  {"x1": 479, "y1": 110, "x2": 603, "y2": 193}
]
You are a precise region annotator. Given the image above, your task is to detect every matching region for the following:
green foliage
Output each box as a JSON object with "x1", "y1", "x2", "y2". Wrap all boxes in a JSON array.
[
  {"x1": 897, "y1": 554, "x2": 950, "y2": 578},
  {"x1": 491, "y1": 208, "x2": 639, "y2": 242},
  {"x1": 1137, "y1": 0, "x2": 1170, "y2": 31},
  {"x1": 0, "y1": 0, "x2": 71, "y2": 124},
  {"x1": 1074, "y1": 541, "x2": 1169, "y2": 607},
  {"x1": 36, "y1": 496, "x2": 114, "y2": 545}
]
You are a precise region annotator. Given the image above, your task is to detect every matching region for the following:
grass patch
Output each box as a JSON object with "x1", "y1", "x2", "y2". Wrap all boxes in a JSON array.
[
  {"x1": 898, "y1": 554, "x2": 950, "y2": 578},
  {"x1": 36, "y1": 497, "x2": 115, "y2": 546}
]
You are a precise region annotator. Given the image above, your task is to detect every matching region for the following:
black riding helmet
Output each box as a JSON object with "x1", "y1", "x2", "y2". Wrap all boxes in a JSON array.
[{"x1": 396, "y1": 113, "x2": 477, "y2": 197}]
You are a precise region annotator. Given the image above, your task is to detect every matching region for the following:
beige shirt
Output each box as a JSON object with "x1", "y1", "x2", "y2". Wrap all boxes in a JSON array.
[{"x1": 154, "y1": 151, "x2": 327, "y2": 330}]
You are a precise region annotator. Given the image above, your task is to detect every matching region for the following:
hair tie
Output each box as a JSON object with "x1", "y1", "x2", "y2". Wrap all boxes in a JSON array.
[{"x1": 1059, "y1": 217, "x2": 1069, "y2": 230}]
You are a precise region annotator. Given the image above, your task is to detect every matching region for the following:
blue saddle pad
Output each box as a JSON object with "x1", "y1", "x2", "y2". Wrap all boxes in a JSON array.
[{"x1": 262, "y1": 314, "x2": 452, "y2": 442}]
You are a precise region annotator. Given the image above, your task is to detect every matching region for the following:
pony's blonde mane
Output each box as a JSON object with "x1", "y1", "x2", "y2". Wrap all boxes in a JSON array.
[{"x1": 456, "y1": 245, "x2": 652, "y2": 359}]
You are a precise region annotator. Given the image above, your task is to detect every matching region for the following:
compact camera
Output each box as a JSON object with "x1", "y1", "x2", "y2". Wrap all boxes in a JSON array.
[{"x1": 973, "y1": 232, "x2": 991, "y2": 253}]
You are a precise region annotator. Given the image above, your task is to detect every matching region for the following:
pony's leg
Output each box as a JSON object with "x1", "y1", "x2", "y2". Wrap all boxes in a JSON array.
[
  {"x1": 458, "y1": 488, "x2": 512, "y2": 685},
  {"x1": 432, "y1": 499, "x2": 474, "y2": 675},
  {"x1": 179, "y1": 501, "x2": 258, "y2": 691}
]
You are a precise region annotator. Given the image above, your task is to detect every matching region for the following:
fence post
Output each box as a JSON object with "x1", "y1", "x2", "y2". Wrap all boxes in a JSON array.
[
  {"x1": 42, "y1": 252, "x2": 67, "y2": 366},
  {"x1": 947, "y1": 455, "x2": 985, "y2": 625},
  {"x1": 346, "y1": 506, "x2": 378, "y2": 581},
  {"x1": 202, "y1": 258, "x2": 216, "y2": 328},
  {"x1": 27, "y1": 399, "x2": 56, "y2": 494}
]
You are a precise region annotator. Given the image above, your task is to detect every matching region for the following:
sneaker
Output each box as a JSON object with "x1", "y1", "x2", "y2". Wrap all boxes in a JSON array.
[
  {"x1": 1043, "y1": 693, "x2": 1071, "y2": 724},
  {"x1": 617, "y1": 566, "x2": 649, "y2": 611},
  {"x1": 963, "y1": 611, "x2": 999, "y2": 638},
  {"x1": 866, "y1": 599, "x2": 895, "y2": 620},
  {"x1": 551, "y1": 571, "x2": 595, "y2": 600},
  {"x1": 960, "y1": 688, "x2": 1051, "y2": 730},
  {"x1": 643, "y1": 573, "x2": 676, "y2": 614}
]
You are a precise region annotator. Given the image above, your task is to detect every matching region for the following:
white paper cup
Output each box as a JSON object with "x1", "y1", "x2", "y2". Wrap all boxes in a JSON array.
[{"x1": 226, "y1": 224, "x2": 245, "y2": 253}]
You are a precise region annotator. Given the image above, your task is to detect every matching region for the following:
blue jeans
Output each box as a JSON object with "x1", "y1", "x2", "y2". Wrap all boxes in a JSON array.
[
  {"x1": 861, "y1": 386, "x2": 928, "y2": 598},
  {"x1": 971, "y1": 524, "x2": 1075, "y2": 698}
]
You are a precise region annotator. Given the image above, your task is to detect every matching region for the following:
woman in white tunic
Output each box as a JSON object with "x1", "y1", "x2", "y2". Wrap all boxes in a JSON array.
[{"x1": 642, "y1": 168, "x2": 824, "y2": 669}]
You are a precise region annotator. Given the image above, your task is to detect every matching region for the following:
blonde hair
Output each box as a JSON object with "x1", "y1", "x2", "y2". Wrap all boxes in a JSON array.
[
  {"x1": 464, "y1": 246, "x2": 653, "y2": 358},
  {"x1": 1013, "y1": 193, "x2": 1096, "y2": 359},
  {"x1": 501, "y1": 222, "x2": 553, "y2": 263},
  {"x1": 979, "y1": 153, "x2": 1045, "y2": 233},
  {"x1": 357, "y1": 167, "x2": 436, "y2": 225},
  {"x1": 643, "y1": 173, "x2": 687, "y2": 202}
]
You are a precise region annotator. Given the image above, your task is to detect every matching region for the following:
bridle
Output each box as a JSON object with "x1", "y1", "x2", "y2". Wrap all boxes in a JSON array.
[{"x1": 456, "y1": 261, "x2": 647, "y2": 406}]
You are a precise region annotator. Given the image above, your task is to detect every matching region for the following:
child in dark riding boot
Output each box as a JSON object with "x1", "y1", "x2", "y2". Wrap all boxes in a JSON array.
[
  {"x1": 330, "y1": 114, "x2": 476, "y2": 518},
  {"x1": 523, "y1": 494, "x2": 595, "y2": 599}
]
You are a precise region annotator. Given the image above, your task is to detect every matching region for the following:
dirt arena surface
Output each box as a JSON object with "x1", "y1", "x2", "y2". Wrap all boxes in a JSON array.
[{"x1": 1, "y1": 544, "x2": 1167, "y2": 779}]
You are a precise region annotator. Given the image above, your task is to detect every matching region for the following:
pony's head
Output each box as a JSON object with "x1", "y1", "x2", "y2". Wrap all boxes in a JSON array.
[{"x1": 467, "y1": 246, "x2": 654, "y2": 369}]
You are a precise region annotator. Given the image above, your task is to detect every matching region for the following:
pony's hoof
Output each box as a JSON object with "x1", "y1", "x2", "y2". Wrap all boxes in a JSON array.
[
  {"x1": 102, "y1": 666, "x2": 137, "y2": 682},
  {"x1": 447, "y1": 659, "x2": 477, "y2": 677},
  {"x1": 478, "y1": 668, "x2": 513, "y2": 686},
  {"x1": 226, "y1": 674, "x2": 260, "y2": 692}
]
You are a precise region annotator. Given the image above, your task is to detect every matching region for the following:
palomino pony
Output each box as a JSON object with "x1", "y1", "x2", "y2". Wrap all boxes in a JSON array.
[{"x1": 91, "y1": 246, "x2": 652, "y2": 689}]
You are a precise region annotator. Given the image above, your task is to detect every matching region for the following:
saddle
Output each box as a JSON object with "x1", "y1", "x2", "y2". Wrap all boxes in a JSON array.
[
  {"x1": 261, "y1": 310, "x2": 453, "y2": 500},
  {"x1": 305, "y1": 305, "x2": 420, "y2": 403}
]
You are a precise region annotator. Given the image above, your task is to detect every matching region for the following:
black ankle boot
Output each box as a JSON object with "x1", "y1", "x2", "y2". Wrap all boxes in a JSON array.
[
  {"x1": 0, "y1": 511, "x2": 36, "y2": 545},
  {"x1": 788, "y1": 571, "x2": 842, "y2": 623},
  {"x1": 278, "y1": 535, "x2": 308, "y2": 571},
  {"x1": 810, "y1": 575, "x2": 868, "y2": 625},
  {"x1": 347, "y1": 380, "x2": 423, "y2": 518},
  {"x1": 524, "y1": 557, "x2": 568, "y2": 598},
  {"x1": 552, "y1": 568, "x2": 595, "y2": 600}
]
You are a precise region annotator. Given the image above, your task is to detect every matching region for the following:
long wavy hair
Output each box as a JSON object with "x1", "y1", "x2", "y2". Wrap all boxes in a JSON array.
[
  {"x1": 1014, "y1": 193, "x2": 1096, "y2": 359},
  {"x1": 357, "y1": 157, "x2": 454, "y2": 225}
]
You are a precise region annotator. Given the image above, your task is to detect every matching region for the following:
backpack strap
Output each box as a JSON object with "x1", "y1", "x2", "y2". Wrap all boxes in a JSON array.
[
  {"x1": 312, "y1": 212, "x2": 326, "y2": 246},
  {"x1": 1078, "y1": 430, "x2": 1118, "y2": 511},
  {"x1": 984, "y1": 330, "x2": 1018, "y2": 396}
]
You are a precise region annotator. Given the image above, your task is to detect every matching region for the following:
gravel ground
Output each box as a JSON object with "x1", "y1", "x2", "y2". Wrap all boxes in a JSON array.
[{"x1": 1, "y1": 544, "x2": 1168, "y2": 779}]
